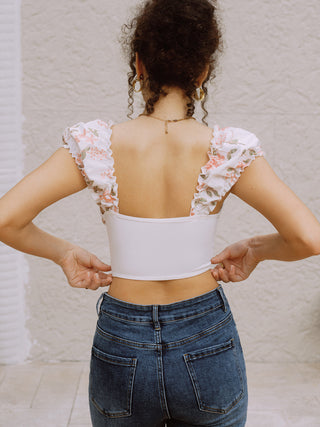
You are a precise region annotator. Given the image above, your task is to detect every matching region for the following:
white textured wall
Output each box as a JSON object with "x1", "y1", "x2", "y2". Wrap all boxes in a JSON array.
[
  {"x1": 0, "y1": 0, "x2": 30, "y2": 364},
  {"x1": 21, "y1": 0, "x2": 320, "y2": 362}
]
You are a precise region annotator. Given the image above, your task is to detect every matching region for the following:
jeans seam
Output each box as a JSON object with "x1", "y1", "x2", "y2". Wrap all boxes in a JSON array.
[
  {"x1": 96, "y1": 312, "x2": 232, "y2": 350},
  {"x1": 100, "y1": 309, "x2": 151, "y2": 325},
  {"x1": 100, "y1": 303, "x2": 223, "y2": 325},
  {"x1": 160, "y1": 304, "x2": 223, "y2": 323}
]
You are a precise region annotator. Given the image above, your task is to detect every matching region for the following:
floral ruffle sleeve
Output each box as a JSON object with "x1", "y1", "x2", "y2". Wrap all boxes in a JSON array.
[
  {"x1": 190, "y1": 125, "x2": 265, "y2": 216},
  {"x1": 61, "y1": 119, "x2": 119, "y2": 224}
]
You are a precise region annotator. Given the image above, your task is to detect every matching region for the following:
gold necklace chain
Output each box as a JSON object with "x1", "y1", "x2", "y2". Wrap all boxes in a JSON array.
[{"x1": 138, "y1": 113, "x2": 196, "y2": 134}]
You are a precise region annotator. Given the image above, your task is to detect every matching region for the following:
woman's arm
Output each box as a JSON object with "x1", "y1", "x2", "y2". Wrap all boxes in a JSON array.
[
  {"x1": 232, "y1": 156, "x2": 320, "y2": 255},
  {"x1": 0, "y1": 147, "x2": 87, "y2": 229},
  {"x1": 211, "y1": 156, "x2": 320, "y2": 282},
  {"x1": 0, "y1": 221, "x2": 75, "y2": 266},
  {"x1": 0, "y1": 147, "x2": 86, "y2": 259},
  {"x1": 0, "y1": 147, "x2": 112, "y2": 289}
]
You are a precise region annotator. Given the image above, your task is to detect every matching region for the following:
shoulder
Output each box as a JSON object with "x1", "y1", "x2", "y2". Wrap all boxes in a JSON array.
[
  {"x1": 61, "y1": 118, "x2": 118, "y2": 218},
  {"x1": 61, "y1": 118, "x2": 115, "y2": 158},
  {"x1": 191, "y1": 123, "x2": 265, "y2": 215},
  {"x1": 63, "y1": 118, "x2": 114, "y2": 140},
  {"x1": 211, "y1": 125, "x2": 262, "y2": 151},
  {"x1": 61, "y1": 118, "x2": 116, "y2": 178},
  {"x1": 206, "y1": 124, "x2": 265, "y2": 179},
  {"x1": 207, "y1": 124, "x2": 264, "y2": 167}
]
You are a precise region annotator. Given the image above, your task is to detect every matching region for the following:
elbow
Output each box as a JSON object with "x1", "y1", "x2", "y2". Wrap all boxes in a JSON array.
[
  {"x1": 0, "y1": 218, "x2": 21, "y2": 239},
  {"x1": 0, "y1": 218, "x2": 9, "y2": 237},
  {"x1": 0, "y1": 212, "x2": 14, "y2": 230},
  {"x1": 299, "y1": 235, "x2": 320, "y2": 257},
  {"x1": 284, "y1": 233, "x2": 320, "y2": 258},
  {"x1": 309, "y1": 241, "x2": 320, "y2": 256},
  {"x1": 306, "y1": 230, "x2": 320, "y2": 256},
  {"x1": 0, "y1": 221, "x2": 11, "y2": 240},
  {"x1": 0, "y1": 214, "x2": 27, "y2": 233}
]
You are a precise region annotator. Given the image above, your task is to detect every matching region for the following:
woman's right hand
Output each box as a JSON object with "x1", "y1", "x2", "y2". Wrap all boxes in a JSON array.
[
  {"x1": 58, "y1": 245, "x2": 113, "y2": 290},
  {"x1": 210, "y1": 237, "x2": 260, "y2": 283}
]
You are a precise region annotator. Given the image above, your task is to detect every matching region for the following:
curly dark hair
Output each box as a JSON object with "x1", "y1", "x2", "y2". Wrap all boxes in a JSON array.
[{"x1": 120, "y1": 0, "x2": 224, "y2": 125}]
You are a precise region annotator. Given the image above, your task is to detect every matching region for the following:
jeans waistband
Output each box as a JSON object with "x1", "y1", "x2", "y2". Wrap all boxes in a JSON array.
[{"x1": 96, "y1": 283, "x2": 228, "y2": 319}]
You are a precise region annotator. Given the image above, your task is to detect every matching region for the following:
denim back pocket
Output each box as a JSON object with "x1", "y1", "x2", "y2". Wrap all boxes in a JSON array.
[
  {"x1": 183, "y1": 338, "x2": 244, "y2": 414},
  {"x1": 89, "y1": 345, "x2": 137, "y2": 418}
]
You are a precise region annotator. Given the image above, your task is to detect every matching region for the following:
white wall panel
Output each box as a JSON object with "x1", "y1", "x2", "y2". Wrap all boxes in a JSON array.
[{"x1": 0, "y1": 0, "x2": 30, "y2": 364}]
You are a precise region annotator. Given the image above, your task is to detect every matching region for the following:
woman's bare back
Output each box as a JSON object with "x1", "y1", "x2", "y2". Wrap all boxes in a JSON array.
[{"x1": 107, "y1": 116, "x2": 227, "y2": 304}]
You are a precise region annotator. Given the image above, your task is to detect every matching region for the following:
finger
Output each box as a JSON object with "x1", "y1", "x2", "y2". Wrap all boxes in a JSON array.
[
  {"x1": 84, "y1": 271, "x2": 94, "y2": 289},
  {"x1": 91, "y1": 272, "x2": 102, "y2": 290},
  {"x1": 91, "y1": 255, "x2": 112, "y2": 271},
  {"x1": 94, "y1": 271, "x2": 112, "y2": 289},
  {"x1": 211, "y1": 269, "x2": 220, "y2": 280},
  {"x1": 83, "y1": 272, "x2": 110, "y2": 290},
  {"x1": 94, "y1": 272, "x2": 100, "y2": 285},
  {"x1": 211, "y1": 249, "x2": 230, "y2": 264},
  {"x1": 85, "y1": 271, "x2": 100, "y2": 290},
  {"x1": 86, "y1": 272, "x2": 100, "y2": 291},
  {"x1": 69, "y1": 276, "x2": 87, "y2": 289},
  {"x1": 228, "y1": 265, "x2": 245, "y2": 282},
  {"x1": 96, "y1": 272, "x2": 112, "y2": 286},
  {"x1": 74, "y1": 280, "x2": 86, "y2": 289},
  {"x1": 97, "y1": 272, "x2": 112, "y2": 280},
  {"x1": 227, "y1": 265, "x2": 237, "y2": 282},
  {"x1": 219, "y1": 267, "x2": 230, "y2": 283}
]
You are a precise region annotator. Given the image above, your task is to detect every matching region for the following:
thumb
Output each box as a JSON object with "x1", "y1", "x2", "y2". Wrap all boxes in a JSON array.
[
  {"x1": 211, "y1": 248, "x2": 230, "y2": 264},
  {"x1": 92, "y1": 256, "x2": 112, "y2": 271}
]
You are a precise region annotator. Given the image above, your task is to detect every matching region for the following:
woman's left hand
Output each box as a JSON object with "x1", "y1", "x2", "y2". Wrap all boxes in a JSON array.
[
  {"x1": 210, "y1": 237, "x2": 260, "y2": 283},
  {"x1": 58, "y1": 245, "x2": 113, "y2": 290}
]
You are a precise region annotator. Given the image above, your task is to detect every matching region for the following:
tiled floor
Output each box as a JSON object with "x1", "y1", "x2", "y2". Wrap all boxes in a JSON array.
[{"x1": 0, "y1": 361, "x2": 319, "y2": 426}]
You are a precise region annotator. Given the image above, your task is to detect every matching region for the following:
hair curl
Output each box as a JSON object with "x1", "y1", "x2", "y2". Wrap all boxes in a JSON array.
[{"x1": 120, "y1": 0, "x2": 224, "y2": 125}]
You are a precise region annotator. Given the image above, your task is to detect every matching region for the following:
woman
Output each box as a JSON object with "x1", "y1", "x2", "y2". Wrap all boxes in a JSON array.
[{"x1": 1, "y1": 0, "x2": 320, "y2": 426}]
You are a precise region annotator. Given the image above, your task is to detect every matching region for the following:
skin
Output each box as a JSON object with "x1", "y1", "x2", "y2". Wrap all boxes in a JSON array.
[{"x1": 0, "y1": 53, "x2": 320, "y2": 304}]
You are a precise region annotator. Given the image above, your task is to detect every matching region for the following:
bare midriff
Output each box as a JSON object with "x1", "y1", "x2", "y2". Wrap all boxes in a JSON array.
[{"x1": 107, "y1": 269, "x2": 219, "y2": 305}]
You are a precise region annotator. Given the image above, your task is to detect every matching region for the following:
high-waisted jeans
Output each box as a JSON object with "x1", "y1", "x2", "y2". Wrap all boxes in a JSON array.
[{"x1": 89, "y1": 284, "x2": 248, "y2": 426}]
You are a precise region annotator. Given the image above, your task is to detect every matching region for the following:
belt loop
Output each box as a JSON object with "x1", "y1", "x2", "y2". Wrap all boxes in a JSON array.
[
  {"x1": 217, "y1": 284, "x2": 227, "y2": 312},
  {"x1": 152, "y1": 305, "x2": 161, "y2": 330},
  {"x1": 96, "y1": 293, "x2": 104, "y2": 316}
]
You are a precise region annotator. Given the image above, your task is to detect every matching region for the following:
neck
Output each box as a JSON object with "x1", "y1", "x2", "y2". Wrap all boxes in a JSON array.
[{"x1": 142, "y1": 86, "x2": 190, "y2": 119}]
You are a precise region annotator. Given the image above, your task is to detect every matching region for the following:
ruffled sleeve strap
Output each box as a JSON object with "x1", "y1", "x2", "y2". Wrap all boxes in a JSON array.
[
  {"x1": 191, "y1": 125, "x2": 265, "y2": 216},
  {"x1": 61, "y1": 122, "x2": 90, "y2": 184},
  {"x1": 61, "y1": 119, "x2": 119, "y2": 223}
]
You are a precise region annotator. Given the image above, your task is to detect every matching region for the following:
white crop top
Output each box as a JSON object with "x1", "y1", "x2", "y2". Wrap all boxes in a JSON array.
[{"x1": 61, "y1": 119, "x2": 265, "y2": 280}]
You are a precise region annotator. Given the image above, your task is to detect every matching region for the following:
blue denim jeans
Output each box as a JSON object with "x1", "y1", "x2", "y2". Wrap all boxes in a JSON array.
[{"x1": 89, "y1": 284, "x2": 248, "y2": 426}]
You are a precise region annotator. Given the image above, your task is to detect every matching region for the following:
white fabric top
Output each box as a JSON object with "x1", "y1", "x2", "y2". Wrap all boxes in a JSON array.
[
  {"x1": 61, "y1": 118, "x2": 265, "y2": 280},
  {"x1": 103, "y1": 210, "x2": 221, "y2": 280}
]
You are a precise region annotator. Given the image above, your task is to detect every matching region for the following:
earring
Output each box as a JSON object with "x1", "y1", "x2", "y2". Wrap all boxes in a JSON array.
[
  {"x1": 194, "y1": 87, "x2": 205, "y2": 101},
  {"x1": 133, "y1": 74, "x2": 144, "y2": 93}
]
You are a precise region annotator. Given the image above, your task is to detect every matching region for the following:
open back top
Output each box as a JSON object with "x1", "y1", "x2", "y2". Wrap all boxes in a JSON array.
[{"x1": 61, "y1": 119, "x2": 265, "y2": 280}]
